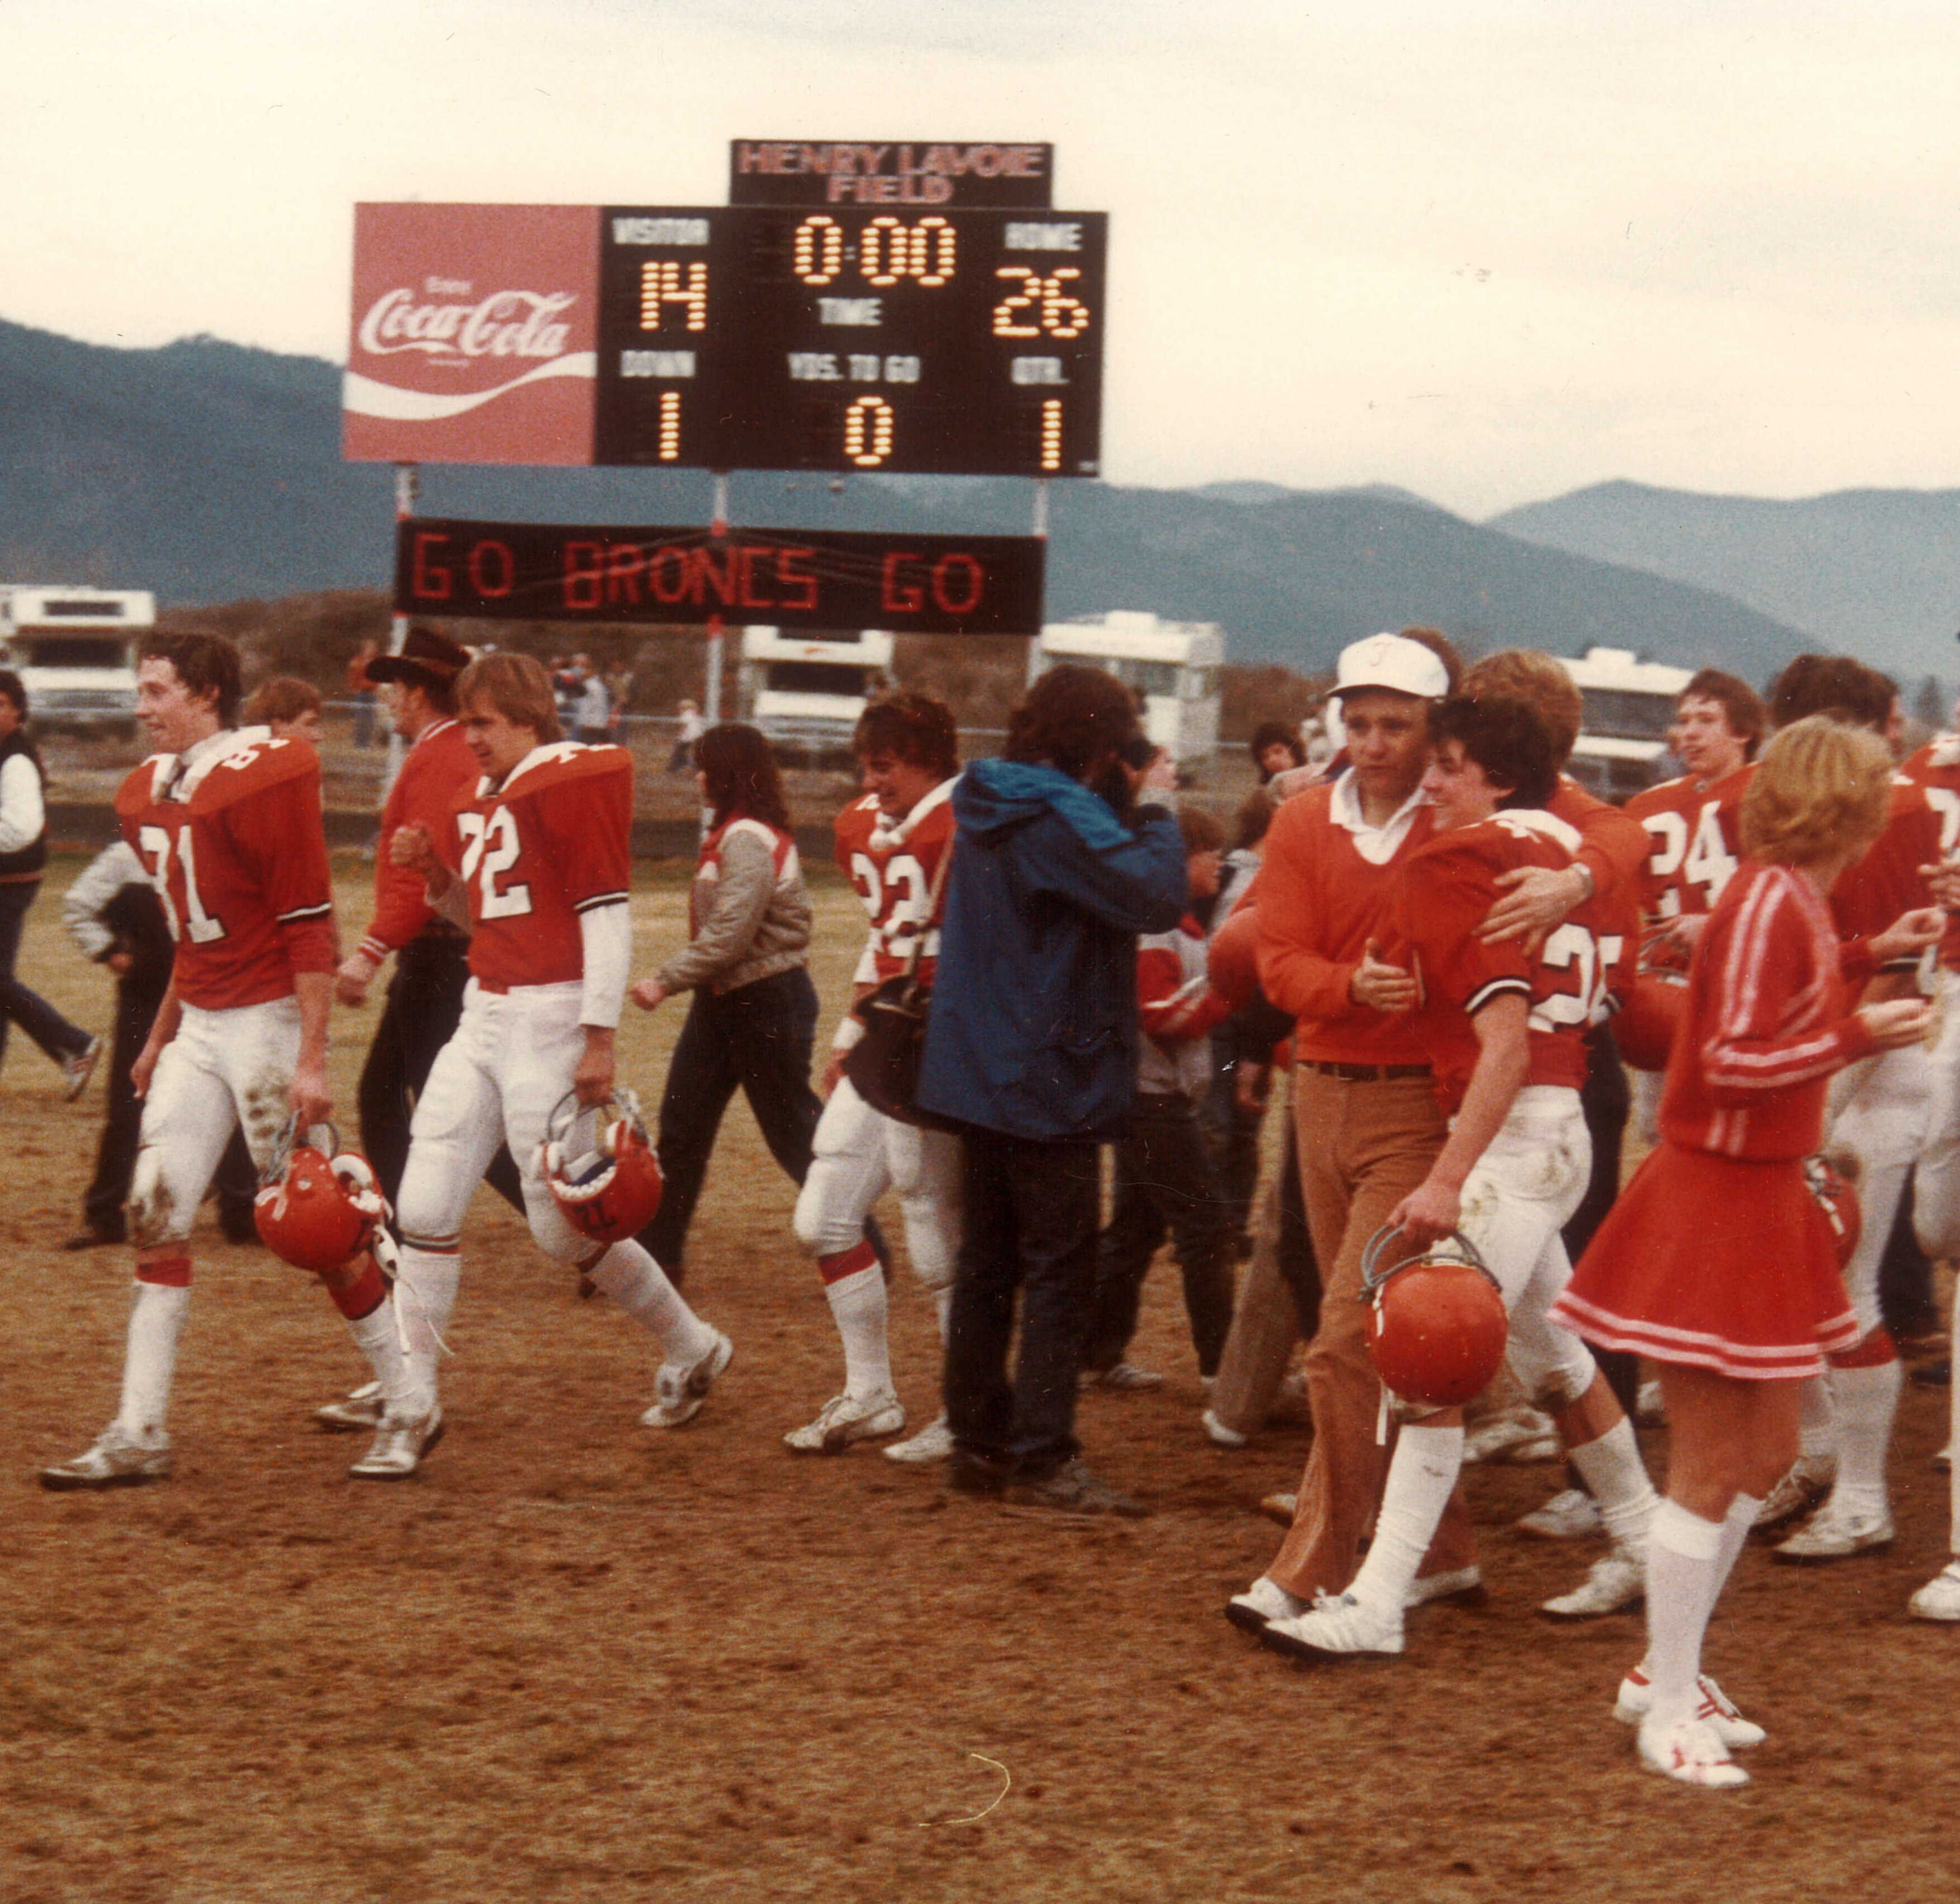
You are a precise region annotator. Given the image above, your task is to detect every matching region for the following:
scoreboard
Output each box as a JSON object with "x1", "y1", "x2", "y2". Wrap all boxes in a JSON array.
[{"x1": 593, "y1": 206, "x2": 1105, "y2": 477}]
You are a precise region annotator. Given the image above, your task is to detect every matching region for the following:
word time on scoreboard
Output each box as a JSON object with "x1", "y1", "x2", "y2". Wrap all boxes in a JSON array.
[{"x1": 593, "y1": 206, "x2": 1105, "y2": 477}]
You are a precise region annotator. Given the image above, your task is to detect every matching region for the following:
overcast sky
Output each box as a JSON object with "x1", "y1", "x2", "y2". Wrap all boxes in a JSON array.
[{"x1": 7, "y1": 0, "x2": 1958, "y2": 518}]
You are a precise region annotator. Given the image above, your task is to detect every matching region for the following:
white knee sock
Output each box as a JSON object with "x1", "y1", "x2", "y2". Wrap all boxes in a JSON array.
[
  {"x1": 1643, "y1": 1499, "x2": 1722, "y2": 1723},
  {"x1": 1826, "y1": 1357, "x2": 1900, "y2": 1514},
  {"x1": 1707, "y1": 1492, "x2": 1760, "y2": 1616},
  {"x1": 395, "y1": 1246, "x2": 462, "y2": 1394},
  {"x1": 1568, "y1": 1416, "x2": 1660, "y2": 1551},
  {"x1": 115, "y1": 1281, "x2": 190, "y2": 1440},
  {"x1": 1348, "y1": 1423, "x2": 1463, "y2": 1611},
  {"x1": 345, "y1": 1296, "x2": 430, "y2": 1419},
  {"x1": 824, "y1": 1263, "x2": 892, "y2": 1398},
  {"x1": 1797, "y1": 1373, "x2": 1835, "y2": 1466},
  {"x1": 588, "y1": 1240, "x2": 716, "y2": 1362}
]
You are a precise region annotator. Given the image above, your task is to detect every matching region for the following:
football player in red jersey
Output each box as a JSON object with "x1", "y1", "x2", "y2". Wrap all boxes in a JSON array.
[
  {"x1": 1255, "y1": 693, "x2": 1658, "y2": 1663},
  {"x1": 41, "y1": 632, "x2": 425, "y2": 1490},
  {"x1": 382, "y1": 653, "x2": 731, "y2": 1475},
  {"x1": 789, "y1": 693, "x2": 963, "y2": 1458}
]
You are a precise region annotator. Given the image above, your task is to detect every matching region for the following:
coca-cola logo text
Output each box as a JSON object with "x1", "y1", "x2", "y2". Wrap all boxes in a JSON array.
[{"x1": 358, "y1": 286, "x2": 577, "y2": 362}]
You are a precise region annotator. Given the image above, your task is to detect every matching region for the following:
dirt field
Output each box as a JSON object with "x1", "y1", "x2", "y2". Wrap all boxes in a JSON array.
[{"x1": 6, "y1": 861, "x2": 1959, "y2": 1903}]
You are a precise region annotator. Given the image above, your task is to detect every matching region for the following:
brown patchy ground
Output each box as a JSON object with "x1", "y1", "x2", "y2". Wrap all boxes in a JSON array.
[{"x1": 5, "y1": 861, "x2": 1959, "y2": 1904}]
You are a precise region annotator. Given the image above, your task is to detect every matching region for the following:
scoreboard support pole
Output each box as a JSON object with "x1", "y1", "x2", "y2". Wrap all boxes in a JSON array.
[
  {"x1": 1026, "y1": 477, "x2": 1050, "y2": 686},
  {"x1": 703, "y1": 472, "x2": 731, "y2": 727},
  {"x1": 383, "y1": 463, "x2": 419, "y2": 796}
]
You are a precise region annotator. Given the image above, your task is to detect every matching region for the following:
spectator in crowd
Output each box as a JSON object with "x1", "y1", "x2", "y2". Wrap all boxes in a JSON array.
[
  {"x1": 243, "y1": 677, "x2": 323, "y2": 746},
  {"x1": 572, "y1": 654, "x2": 610, "y2": 745},
  {"x1": 916, "y1": 664, "x2": 1186, "y2": 1517},
  {"x1": 0, "y1": 669, "x2": 99, "y2": 1096},
  {"x1": 670, "y1": 698, "x2": 705, "y2": 773},
  {"x1": 1250, "y1": 721, "x2": 1307, "y2": 785},
  {"x1": 604, "y1": 660, "x2": 634, "y2": 740}
]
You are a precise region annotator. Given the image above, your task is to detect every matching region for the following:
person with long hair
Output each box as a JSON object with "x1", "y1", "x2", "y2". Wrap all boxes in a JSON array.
[
  {"x1": 1550, "y1": 716, "x2": 1939, "y2": 1788},
  {"x1": 630, "y1": 723, "x2": 826, "y2": 1280}
]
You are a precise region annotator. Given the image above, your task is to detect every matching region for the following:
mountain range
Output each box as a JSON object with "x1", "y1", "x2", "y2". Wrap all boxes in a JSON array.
[{"x1": 3, "y1": 313, "x2": 1952, "y2": 687}]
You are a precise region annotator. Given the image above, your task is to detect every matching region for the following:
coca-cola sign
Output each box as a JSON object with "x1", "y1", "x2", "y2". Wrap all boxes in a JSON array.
[{"x1": 343, "y1": 205, "x2": 599, "y2": 465}]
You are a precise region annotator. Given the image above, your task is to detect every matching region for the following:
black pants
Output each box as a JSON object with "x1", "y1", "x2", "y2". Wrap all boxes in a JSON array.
[
  {"x1": 945, "y1": 1128, "x2": 1102, "y2": 1475},
  {"x1": 0, "y1": 879, "x2": 90, "y2": 1075},
  {"x1": 357, "y1": 931, "x2": 523, "y2": 1219},
  {"x1": 1085, "y1": 1092, "x2": 1238, "y2": 1378},
  {"x1": 82, "y1": 969, "x2": 255, "y2": 1241},
  {"x1": 642, "y1": 967, "x2": 823, "y2": 1273}
]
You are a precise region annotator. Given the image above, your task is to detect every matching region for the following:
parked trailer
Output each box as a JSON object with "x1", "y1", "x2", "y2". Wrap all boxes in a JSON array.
[
  {"x1": 739, "y1": 626, "x2": 895, "y2": 756},
  {"x1": 1556, "y1": 646, "x2": 1692, "y2": 801},
  {"x1": 1034, "y1": 611, "x2": 1223, "y2": 764},
  {"x1": 0, "y1": 586, "x2": 153, "y2": 735}
]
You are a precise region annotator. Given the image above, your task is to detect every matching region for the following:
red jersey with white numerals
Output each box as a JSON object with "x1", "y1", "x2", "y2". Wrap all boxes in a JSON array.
[
  {"x1": 1388, "y1": 808, "x2": 1633, "y2": 1113},
  {"x1": 1827, "y1": 776, "x2": 1939, "y2": 968},
  {"x1": 1623, "y1": 763, "x2": 1754, "y2": 972},
  {"x1": 1898, "y1": 735, "x2": 1960, "y2": 969},
  {"x1": 442, "y1": 742, "x2": 632, "y2": 990},
  {"x1": 834, "y1": 776, "x2": 957, "y2": 985},
  {"x1": 116, "y1": 731, "x2": 337, "y2": 1010}
]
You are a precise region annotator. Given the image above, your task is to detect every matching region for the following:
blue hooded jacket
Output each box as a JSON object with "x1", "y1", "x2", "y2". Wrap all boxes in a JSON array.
[{"x1": 916, "y1": 757, "x2": 1188, "y2": 1141}]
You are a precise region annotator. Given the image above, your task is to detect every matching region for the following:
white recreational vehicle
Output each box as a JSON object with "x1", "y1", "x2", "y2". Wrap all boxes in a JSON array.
[
  {"x1": 1034, "y1": 611, "x2": 1224, "y2": 765},
  {"x1": 1556, "y1": 646, "x2": 1692, "y2": 801},
  {"x1": 0, "y1": 586, "x2": 152, "y2": 735},
  {"x1": 738, "y1": 625, "x2": 895, "y2": 755}
]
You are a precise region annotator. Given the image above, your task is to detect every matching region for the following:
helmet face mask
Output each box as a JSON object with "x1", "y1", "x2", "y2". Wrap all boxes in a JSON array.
[
  {"x1": 254, "y1": 1121, "x2": 389, "y2": 1273},
  {"x1": 1360, "y1": 1227, "x2": 1509, "y2": 1409},
  {"x1": 540, "y1": 1089, "x2": 663, "y2": 1247}
]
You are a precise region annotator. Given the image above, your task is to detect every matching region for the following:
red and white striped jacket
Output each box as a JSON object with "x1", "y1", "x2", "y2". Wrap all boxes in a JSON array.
[
  {"x1": 1659, "y1": 859, "x2": 1877, "y2": 1161},
  {"x1": 1136, "y1": 915, "x2": 1234, "y2": 1099}
]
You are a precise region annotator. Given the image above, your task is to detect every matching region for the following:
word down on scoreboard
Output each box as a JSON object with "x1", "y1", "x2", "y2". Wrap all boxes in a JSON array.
[{"x1": 395, "y1": 518, "x2": 1045, "y2": 637}]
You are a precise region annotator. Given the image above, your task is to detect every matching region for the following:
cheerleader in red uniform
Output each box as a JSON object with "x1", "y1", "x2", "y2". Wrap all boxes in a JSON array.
[{"x1": 1551, "y1": 716, "x2": 1940, "y2": 1789}]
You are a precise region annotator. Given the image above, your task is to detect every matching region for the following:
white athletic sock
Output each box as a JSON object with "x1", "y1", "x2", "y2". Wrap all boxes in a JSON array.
[
  {"x1": 395, "y1": 1247, "x2": 461, "y2": 1395},
  {"x1": 1567, "y1": 1416, "x2": 1660, "y2": 1551},
  {"x1": 825, "y1": 1264, "x2": 892, "y2": 1398},
  {"x1": 1826, "y1": 1358, "x2": 1900, "y2": 1513},
  {"x1": 588, "y1": 1240, "x2": 716, "y2": 1362},
  {"x1": 1709, "y1": 1492, "x2": 1760, "y2": 1614},
  {"x1": 1643, "y1": 1499, "x2": 1722, "y2": 1725},
  {"x1": 934, "y1": 1284, "x2": 954, "y2": 1341},
  {"x1": 1797, "y1": 1373, "x2": 1835, "y2": 1467},
  {"x1": 1347, "y1": 1423, "x2": 1463, "y2": 1611},
  {"x1": 346, "y1": 1296, "x2": 429, "y2": 1419},
  {"x1": 115, "y1": 1281, "x2": 190, "y2": 1440}
]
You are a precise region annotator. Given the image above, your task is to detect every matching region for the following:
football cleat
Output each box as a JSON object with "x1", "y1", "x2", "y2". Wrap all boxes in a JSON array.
[
  {"x1": 61, "y1": 1035, "x2": 104, "y2": 1102},
  {"x1": 1540, "y1": 1544, "x2": 1646, "y2": 1619},
  {"x1": 643, "y1": 1331, "x2": 734, "y2": 1428},
  {"x1": 1517, "y1": 1488, "x2": 1605, "y2": 1540},
  {"x1": 1406, "y1": 1566, "x2": 1486, "y2": 1610},
  {"x1": 1773, "y1": 1501, "x2": 1895, "y2": 1563},
  {"x1": 316, "y1": 1380, "x2": 385, "y2": 1432},
  {"x1": 1226, "y1": 1575, "x2": 1305, "y2": 1636},
  {"x1": 1200, "y1": 1407, "x2": 1250, "y2": 1449},
  {"x1": 1261, "y1": 1590, "x2": 1404, "y2": 1661},
  {"x1": 41, "y1": 1426, "x2": 172, "y2": 1491},
  {"x1": 254, "y1": 1119, "x2": 389, "y2": 1273},
  {"x1": 1908, "y1": 1561, "x2": 1960, "y2": 1623},
  {"x1": 783, "y1": 1391, "x2": 905, "y2": 1454},
  {"x1": 1360, "y1": 1226, "x2": 1508, "y2": 1409},
  {"x1": 1637, "y1": 1714, "x2": 1749, "y2": 1789},
  {"x1": 349, "y1": 1407, "x2": 445, "y2": 1481},
  {"x1": 883, "y1": 1415, "x2": 953, "y2": 1464},
  {"x1": 541, "y1": 1089, "x2": 663, "y2": 1247},
  {"x1": 1750, "y1": 1456, "x2": 1835, "y2": 1535}
]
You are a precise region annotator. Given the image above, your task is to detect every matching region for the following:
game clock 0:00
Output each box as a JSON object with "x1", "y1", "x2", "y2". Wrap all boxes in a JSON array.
[{"x1": 593, "y1": 206, "x2": 1106, "y2": 477}]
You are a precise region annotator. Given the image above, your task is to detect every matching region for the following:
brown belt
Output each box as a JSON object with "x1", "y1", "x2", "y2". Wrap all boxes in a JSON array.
[{"x1": 1297, "y1": 1059, "x2": 1432, "y2": 1082}]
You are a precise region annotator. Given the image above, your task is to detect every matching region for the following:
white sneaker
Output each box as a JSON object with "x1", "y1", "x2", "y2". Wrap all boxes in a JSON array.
[
  {"x1": 884, "y1": 1414, "x2": 953, "y2": 1464},
  {"x1": 1773, "y1": 1500, "x2": 1894, "y2": 1563},
  {"x1": 1200, "y1": 1408, "x2": 1250, "y2": 1449},
  {"x1": 61, "y1": 1035, "x2": 104, "y2": 1101},
  {"x1": 1225, "y1": 1574, "x2": 1304, "y2": 1635},
  {"x1": 1908, "y1": 1561, "x2": 1960, "y2": 1622},
  {"x1": 783, "y1": 1390, "x2": 905, "y2": 1454},
  {"x1": 1516, "y1": 1487, "x2": 1604, "y2": 1540},
  {"x1": 1750, "y1": 1456, "x2": 1835, "y2": 1534},
  {"x1": 350, "y1": 1406, "x2": 445, "y2": 1480},
  {"x1": 1637, "y1": 1713, "x2": 1749, "y2": 1789},
  {"x1": 1463, "y1": 1406, "x2": 1559, "y2": 1464},
  {"x1": 1540, "y1": 1544, "x2": 1645, "y2": 1619},
  {"x1": 1258, "y1": 1490, "x2": 1297, "y2": 1527},
  {"x1": 1262, "y1": 1590, "x2": 1405, "y2": 1661},
  {"x1": 41, "y1": 1426, "x2": 172, "y2": 1491},
  {"x1": 1406, "y1": 1566, "x2": 1484, "y2": 1610},
  {"x1": 642, "y1": 1330, "x2": 734, "y2": 1428},
  {"x1": 1614, "y1": 1665, "x2": 1765, "y2": 1749},
  {"x1": 315, "y1": 1381, "x2": 385, "y2": 1432},
  {"x1": 1088, "y1": 1362, "x2": 1164, "y2": 1392}
]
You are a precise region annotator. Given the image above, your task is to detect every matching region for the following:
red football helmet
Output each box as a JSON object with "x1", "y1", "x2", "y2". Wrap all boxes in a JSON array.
[
  {"x1": 1361, "y1": 1226, "x2": 1509, "y2": 1408},
  {"x1": 1804, "y1": 1153, "x2": 1862, "y2": 1271},
  {"x1": 541, "y1": 1089, "x2": 663, "y2": 1247},
  {"x1": 1206, "y1": 903, "x2": 1262, "y2": 1014},
  {"x1": 255, "y1": 1122, "x2": 389, "y2": 1272}
]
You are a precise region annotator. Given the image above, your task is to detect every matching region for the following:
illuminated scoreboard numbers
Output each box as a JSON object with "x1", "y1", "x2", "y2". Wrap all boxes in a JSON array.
[
  {"x1": 639, "y1": 259, "x2": 707, "y2": 332},
  {"x1": 1040, "y1": 399, "x2": 1063, "y2": 473},
  {"x1": 657, "y1": 390, "x2": 682, "y2": 461},
  {"x1": 993, "y1": 267, "x2": 1090, "y2": 340},
  {"x1": 792, "y1": 213, "x2": 956, "y2": 288},
  {"x1": 793, "y1": 215, "x2": 845, "y2": 285},
  {"x1": 843, "y1": 395, "x2": 895, "y2": 468}
]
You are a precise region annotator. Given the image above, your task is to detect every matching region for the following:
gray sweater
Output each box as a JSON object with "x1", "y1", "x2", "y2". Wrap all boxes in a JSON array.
[{"x1": 657, "y1": 816, "x2": 812, "y2": 996}]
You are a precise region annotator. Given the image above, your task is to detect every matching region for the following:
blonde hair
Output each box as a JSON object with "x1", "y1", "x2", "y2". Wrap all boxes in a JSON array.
[
  {"x1": 1740, "y1": 716, "x2": 1891, "y2": 868},
  {"x1": 454, "y1": 652, "x2": 564, "y2": 742},
  {"x1": 1461, "y1": 649, "x2": 1584, "y2": 766}
]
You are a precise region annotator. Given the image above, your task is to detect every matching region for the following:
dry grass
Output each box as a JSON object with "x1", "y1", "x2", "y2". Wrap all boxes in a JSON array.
[{"x1": 3, "y1": 862, "x2": 1957, "y2": 1902}]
